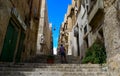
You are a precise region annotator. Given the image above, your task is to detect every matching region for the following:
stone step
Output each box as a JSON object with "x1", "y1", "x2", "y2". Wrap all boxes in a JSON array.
[
  {"x1": 0, "y1": 63, "x2": 109, "y2": 76},
  {"x1": 0, "y1": 63, "x2": 102, "y2": 68},
  {"x1": 25, "y1": 55, "x2": 80, "y2": 64},
  {"x1": 0, "y1": 64, "x2": 106, "y2": 72},
  {"x1": 0, "y1": 71, "x2": 109, "y2": 76},
  {"x1": 0, "y1": 67, "x2": 103, "y2": 72},
  {"x1": 54, "y1": 55, "x2": 80, "y2": 64}
]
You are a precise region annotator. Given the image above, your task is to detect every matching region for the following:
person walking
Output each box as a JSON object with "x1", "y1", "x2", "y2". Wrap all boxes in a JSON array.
[{"x1": 59, "y1": 44, "x2": 67, "y2": 63}]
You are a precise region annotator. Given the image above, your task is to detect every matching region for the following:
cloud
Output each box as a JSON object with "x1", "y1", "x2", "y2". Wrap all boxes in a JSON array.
[{"x1": 53, "y1": 47, "x2": 57, "y2": 55}]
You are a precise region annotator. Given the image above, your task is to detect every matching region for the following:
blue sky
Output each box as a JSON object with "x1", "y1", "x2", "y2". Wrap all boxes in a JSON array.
[{"x1": 47, "y1": 0, "x2": 71, "y2": 49}]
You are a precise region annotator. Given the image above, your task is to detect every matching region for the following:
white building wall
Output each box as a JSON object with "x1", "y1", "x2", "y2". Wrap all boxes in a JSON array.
[
  {"x1": 71, "y1": 5, "x2": 88, "y2": 58},
  {"x1": 80, "y1": 5, "x2": 88, "y2": 59},
  {"x1": 71, "y1": 29, "x2": 78, "y2": 56}
]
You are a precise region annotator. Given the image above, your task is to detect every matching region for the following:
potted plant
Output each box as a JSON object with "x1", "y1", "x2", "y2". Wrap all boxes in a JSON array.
[{"x1": 47, "y1": 55, "x2": 54, "y2": 63}]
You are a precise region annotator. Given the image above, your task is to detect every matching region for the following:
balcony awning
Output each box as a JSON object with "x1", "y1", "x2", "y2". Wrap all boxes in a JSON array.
[{"x1": 89, "y1": 9, "x2": 104, "y2": 31}]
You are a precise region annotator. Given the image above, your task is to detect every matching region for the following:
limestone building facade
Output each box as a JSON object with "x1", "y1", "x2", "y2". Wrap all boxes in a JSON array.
[
  {"x1": 58, "y1": 0, "x2": 80, "y2": 55},
  {"x1": 22, "y1": 0, "x2": 42, "y2": 61},
  {"x1": 36, "y1": 0, "x2": 52, "y2": 55},
  {"x1": 71, "y1": 0, "x2": 105, "y2": 61},
  {"x1": 59, "y1": 0, "x2": 120, "y2": 70},
  {"x1": 0, "y1": 0, "x2": 30, "y2": 62},
  {"x1": 76, "y1": 0, "x2": 104, "y2": 61},
  {"x1": 0, "y1": 0, "x2": 52, "y2": 62}
]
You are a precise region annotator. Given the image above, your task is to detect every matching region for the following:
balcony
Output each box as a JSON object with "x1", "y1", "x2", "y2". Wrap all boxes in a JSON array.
[
  {"x1": 89, "y1": 9, "x2": 104, "y2": 31},
  {"x1": 88, "y1": 0, "x2": 104, "y2": 31},
  {"x1": 88, "y1": 0, "x2": 104, "y2": 23}
]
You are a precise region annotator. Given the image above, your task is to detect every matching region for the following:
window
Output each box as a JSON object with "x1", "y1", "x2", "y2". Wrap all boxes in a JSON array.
[
  {"x1": 86, "y1": 0, "x2": 88, "y2": 4},
  {"x1": 65, "y1": 25, "x2": 67, "y2": 30},
  {"x1": 82, "y1": 10, "x2": 86, "y2": 19},
  {"x1": 74, "y1": 24, "x2": 79, "y2": 37},
  {"x1": 85, "y1": 36, "x2": 89, "y2": 48},
  {"x1": 63, "y1": 28, "x2": 65, "y2": 31},
  {"x1": 99, "y1": 28, "x2": 104, "y2": 38},
  {"x1": 80, "y1": 27, "x2": 82, "y2": 32},
  {"x1": 34, "y1": 8, "x2": 37, "y2": 17},
  {"x1": 84, "y1": 25, "x2": 87, "y2": 34},
  {"x1": 64, "y1": 24, "x2": 67, "y2": 30},
  {"x1": 28, "y1": 0, "x2": 33, "y2": 7},
  {"x1": 87, "y1": 5, "x2": 89, "y2": 11},
  {"x1": 75, "y1": 0, "x2": 77, "y2": 7}
]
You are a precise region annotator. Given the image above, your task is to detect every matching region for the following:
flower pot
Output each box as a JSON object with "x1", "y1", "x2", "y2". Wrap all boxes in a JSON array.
[{"x1": 47, "y1": 59, "x2": 54, "y2": 63}]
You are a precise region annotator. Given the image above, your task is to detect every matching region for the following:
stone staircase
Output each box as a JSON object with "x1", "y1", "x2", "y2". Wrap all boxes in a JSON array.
[
  {"x1": 54, "y1": 55, "x2": 80, "y2": 63},
  {"x1": 0, "y1": 55, "x2": 110, "y2": 76},
  {"x1": 25, "y1": 55, "x2": 80, "y2": 64},
  {"x1": 24, "y1": 55, "x2": 48, "y2": 63},
  {"x1": 0, "y1": 63, "x2": 109, "y2": 76}
]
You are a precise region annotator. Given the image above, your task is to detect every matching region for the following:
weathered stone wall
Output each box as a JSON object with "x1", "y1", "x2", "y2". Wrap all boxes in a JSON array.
[
  {"x1": 104, "y1": 0, "x2": 116, "y2": 8},
  {"x1": 36, "y1": 0, "x2": 51, "y2": 55},
  {"x1": 0, "y1": 0, "x2": 30, "y2": 62},
  {"x1": 23, "y1": 0, "x2": 42, "y2": 60},
  {"x1": 36, "y1": 0, "x2": 45, "y2": 54},
  {"x1": 0, "y1": 0, "x2": 11, "y2": 53},
  {"x1": 104, "y1": 0, "x2": 120, "y2": 75},
  {"x1": 43, "y1": 4, "x2": 52, "y2": 54}
]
